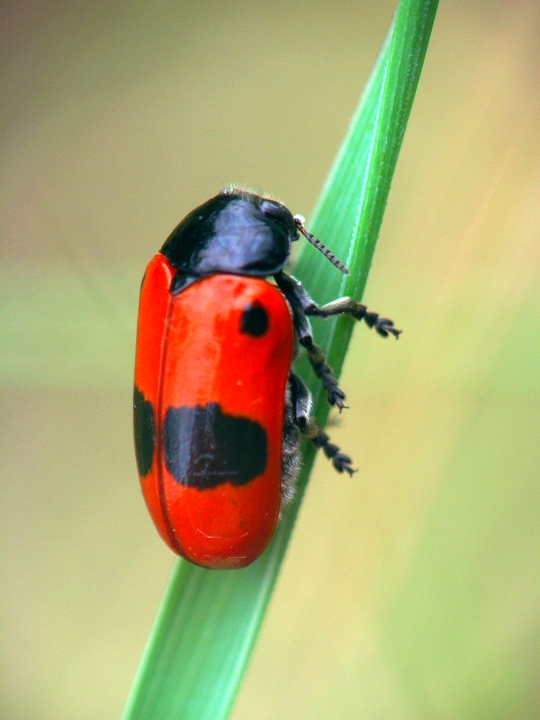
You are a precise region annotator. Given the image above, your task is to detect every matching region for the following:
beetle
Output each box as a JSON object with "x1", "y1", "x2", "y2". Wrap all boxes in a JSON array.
[{"x1": 133, "y1": 188, "x2": 400, "y2": 569}]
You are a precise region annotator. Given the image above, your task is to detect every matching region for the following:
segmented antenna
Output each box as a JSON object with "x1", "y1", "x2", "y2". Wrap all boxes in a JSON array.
[{"x1": 293, "y1": 215, "x2": 349, "y2": 274}]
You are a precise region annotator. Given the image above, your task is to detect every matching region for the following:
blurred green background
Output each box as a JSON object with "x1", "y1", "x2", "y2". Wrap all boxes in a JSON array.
[{"x1": 1, "y1": 1, "x2": 539, "y2": 718}]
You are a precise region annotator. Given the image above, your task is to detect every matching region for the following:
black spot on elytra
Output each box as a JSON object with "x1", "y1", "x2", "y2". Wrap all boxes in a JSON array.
[
  {"x1": 163, "y1": 402, "x2": 267, "y2": 489},
  {"x1": 240, "y1": 303, "x2": 268, "y2": 336},
  {"x1": 133, "y1": 386, "x2": 155, "y2": 477}
]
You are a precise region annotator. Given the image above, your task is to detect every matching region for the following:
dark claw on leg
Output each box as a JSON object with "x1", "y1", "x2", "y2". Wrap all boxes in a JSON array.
[
  {"x1": 313, "y1": 363, "x2": 348, "y2": 411},
  {"x1": 375, "y1": 318, "x2": 402, "y2": 338},
  {"x1": 332, "y1": 452, "x2": 355, "y2": 475}
]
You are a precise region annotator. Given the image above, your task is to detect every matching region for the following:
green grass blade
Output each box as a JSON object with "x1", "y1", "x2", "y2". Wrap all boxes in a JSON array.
[
  {"x1": 297, "y1": 0, "x2": 439, "y2": 399},
  {"x1": 122, "y1": 2, "x2": 439, "y2": 718}
]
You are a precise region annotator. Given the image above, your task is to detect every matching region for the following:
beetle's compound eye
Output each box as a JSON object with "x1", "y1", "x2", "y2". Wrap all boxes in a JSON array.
[
  {"x1": 240, "y1": 303, "x2": 268, "y2": 336},
  {"x1": 261, "y1": 199, "x2": 295, "y2": 226},
  {"x1": 260, "y1": 199, "x2": 289, "y2": 220}
]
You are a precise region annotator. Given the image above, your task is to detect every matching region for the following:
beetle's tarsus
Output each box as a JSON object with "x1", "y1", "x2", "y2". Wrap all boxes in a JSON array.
[
  {"x1": 311, "y1": 430, "x2": 356, "y2": 476},
  {"x1": 312, "y1": 361, "x2": 347, "y2": 410},
  {"x1": 354, "y1": 305, "x2": 402, "y2": 338}
]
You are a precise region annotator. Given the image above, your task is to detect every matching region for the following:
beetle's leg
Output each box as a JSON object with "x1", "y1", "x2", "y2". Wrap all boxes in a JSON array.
[
  {"x1": 300, "y1": 336, "x2": 347, "y2": 411},
  {"x1": 275, "y1": 271, "x2": 401, "y2": 338},
  {"x1": 289, "y1": 372, "x2": 313, "y2": 427},
  {"x1": 276, "y1": 273, "x2": 347, "y2": 410},
  {"x1": 289, "y1": 373, "x2": 355, "y2": 476},
  {"x1": 310, "y1": 428, "x2": 356, "y2": 475},
  {"x1": 309, "y1": 298, "x2": 401, "y2": 338}
]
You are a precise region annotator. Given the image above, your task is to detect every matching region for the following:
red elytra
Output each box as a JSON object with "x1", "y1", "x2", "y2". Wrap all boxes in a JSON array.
[{"x1": 134, "y1": 253, "x2": 293, "y2": 569}]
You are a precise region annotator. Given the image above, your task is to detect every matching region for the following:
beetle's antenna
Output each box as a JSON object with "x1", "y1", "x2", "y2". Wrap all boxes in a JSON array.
[{"x1": 293, "y1": 215, "x2": 349, "y2": 274}]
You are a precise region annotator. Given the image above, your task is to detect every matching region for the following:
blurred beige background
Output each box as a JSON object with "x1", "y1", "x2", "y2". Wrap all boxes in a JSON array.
[{"x1": 1, "y1": 1, "x2": 540, "y2": 718}]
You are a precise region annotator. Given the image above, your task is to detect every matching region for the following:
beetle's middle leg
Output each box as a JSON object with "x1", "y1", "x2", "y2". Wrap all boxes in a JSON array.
[
  {"x1": 275, "y1": 274, "x2": 347, "y2": 410},
  {"x1": 299, "y1": 335, "x2": 347, "y2": 411}
]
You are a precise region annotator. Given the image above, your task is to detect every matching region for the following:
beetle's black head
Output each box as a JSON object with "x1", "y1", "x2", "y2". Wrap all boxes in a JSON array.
[{"x1": 161, "y1": 190, "x2": 298, "y2": 280}]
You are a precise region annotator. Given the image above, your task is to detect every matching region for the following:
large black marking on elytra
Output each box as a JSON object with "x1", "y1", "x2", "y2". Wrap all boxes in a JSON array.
[
  {"x1": 133, "y1": 386, "x2": 155, "y2": 477},
  {"x1": 163, "y1": 402, "x2": 267, "y2": 489}
]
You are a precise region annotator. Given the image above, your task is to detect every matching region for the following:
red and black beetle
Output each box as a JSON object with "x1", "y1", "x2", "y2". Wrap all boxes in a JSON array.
[{"x1": 134, "y1": 188, "x2": 400, "y2": 569}]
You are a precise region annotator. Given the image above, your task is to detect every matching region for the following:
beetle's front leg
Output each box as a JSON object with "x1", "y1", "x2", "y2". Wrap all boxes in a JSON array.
[
  {"x1": 275, "y1": 271, "x2": 401, "y2": 338},
  {"x1": 309, "y1": 298, "x2": 401, "y2": 338}
]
